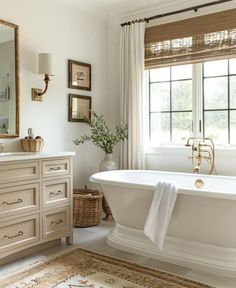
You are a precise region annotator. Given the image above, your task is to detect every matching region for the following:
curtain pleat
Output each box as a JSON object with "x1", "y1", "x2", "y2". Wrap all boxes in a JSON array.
[{"x1": 120, "y1": 22, "x2": 145, "y2": 170}]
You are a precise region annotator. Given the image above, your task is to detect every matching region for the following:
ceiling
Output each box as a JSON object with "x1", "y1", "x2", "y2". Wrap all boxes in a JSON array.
[
  {"x1": 55, "y1": 0, "x2": 236, "y2": 23},
  {"x1": 55, "y1": 0, "x2": 194, "y2": 16},
  {"x1": 78, "y1": 0, "x2": 174, "y2": 12}
]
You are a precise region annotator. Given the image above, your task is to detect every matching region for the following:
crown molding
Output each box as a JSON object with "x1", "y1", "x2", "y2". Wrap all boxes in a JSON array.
[
  {"x1": 107, "y1": 0, "x2": 201, "y2": 24},
  {"x1": 54, "y1": 0, "x2": 236, "y2": 27},
  {"x1": 107, "y1": 0, "x2": 236, "y2": 27}
]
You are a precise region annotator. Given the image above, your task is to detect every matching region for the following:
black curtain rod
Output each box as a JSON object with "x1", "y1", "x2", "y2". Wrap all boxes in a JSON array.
[{"x1": 120, "y1": 0, "x2": 233, "y2": 27}]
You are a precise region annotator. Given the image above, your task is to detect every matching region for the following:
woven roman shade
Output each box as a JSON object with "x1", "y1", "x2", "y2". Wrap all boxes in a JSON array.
[{"x1": 145, "y1": 9, "x2": 236, "y2": 69}]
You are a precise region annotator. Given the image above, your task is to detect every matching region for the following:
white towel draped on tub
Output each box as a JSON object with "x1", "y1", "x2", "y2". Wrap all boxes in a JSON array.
[{"x1": 144, "y1": 182, "x2": 177, "y2": 250}]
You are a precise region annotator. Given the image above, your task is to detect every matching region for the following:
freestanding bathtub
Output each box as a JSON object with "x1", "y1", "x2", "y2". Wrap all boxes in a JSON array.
[{"x1": 90, "y1": 170, "x2": 236, "y2": 277}]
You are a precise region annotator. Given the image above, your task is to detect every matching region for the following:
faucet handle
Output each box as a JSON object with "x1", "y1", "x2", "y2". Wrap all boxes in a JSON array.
[
  {"x1": 203, "y1": 155, "x2": 211, "y2": 161},
  {"x1": 192, "y1": 145, "x2": 198, "y2": 151}
]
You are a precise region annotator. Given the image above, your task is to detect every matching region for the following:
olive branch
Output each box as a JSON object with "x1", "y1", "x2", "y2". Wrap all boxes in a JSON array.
[{"x1": 74, "y1": 112, "x2": 128, "y2": 154}]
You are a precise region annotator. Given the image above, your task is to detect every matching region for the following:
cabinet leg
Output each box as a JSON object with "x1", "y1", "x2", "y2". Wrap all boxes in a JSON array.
[{"x1": 66, "y1": 233, "x2": 73, "y2": 245}]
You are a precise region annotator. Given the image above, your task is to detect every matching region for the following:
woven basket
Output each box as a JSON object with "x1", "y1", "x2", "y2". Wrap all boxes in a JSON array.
[
  {"x1": 21, "y1": 138, "x2": 44, "y2": 152},
  {"x1": 73, "y1": 187, "x2": 103, "y2": 228}
]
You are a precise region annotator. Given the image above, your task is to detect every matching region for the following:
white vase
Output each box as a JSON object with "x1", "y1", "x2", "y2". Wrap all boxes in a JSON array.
[
  {"x1": 99, "y1": 153, "x2": 118, "y2": 221},
  {"x1": 99, "y1": 153, "x2": 119, "y2": 172}
]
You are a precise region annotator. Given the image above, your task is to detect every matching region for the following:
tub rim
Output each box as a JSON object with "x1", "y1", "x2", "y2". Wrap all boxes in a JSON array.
[{"x1": 89, "y1": 170, "x2": 236, "y2": 200}]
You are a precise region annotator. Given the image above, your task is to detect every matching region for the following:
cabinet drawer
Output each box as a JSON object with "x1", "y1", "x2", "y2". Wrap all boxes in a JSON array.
[
  {"x1": 42, "y1": 178, "x2": 70, "y2": 207},
  {"x1": 43, "y1": 207, "x2": 70, "y2": 239},
  {"x1": 0, "y1": 214, "x2": 39, "y2": 253},
  {"x1": 0, "y1": 183, "x2": 39, "y2": 217},
  {"x1": 0, "y1": 161, "x2": 39, "y2": 184},
  {"x1": 42, "y1": 158, "x2": 70, "y2": 178}
]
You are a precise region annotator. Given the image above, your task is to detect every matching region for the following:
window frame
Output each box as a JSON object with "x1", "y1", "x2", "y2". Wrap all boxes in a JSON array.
[
  {"x1": 146, "y1": 59, "x2": 236, "y2": 148},
  {"x1": 202, "y1": 59, "x2": 236, "y2": 145},
  {"x1": 149, "y1": 67, "x2": 193, "y2": 143}
]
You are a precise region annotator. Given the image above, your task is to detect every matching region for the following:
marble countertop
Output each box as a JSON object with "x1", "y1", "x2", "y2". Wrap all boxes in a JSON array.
[{"x1": 0, "y1": 151, "x2": 75, "y2": 162}]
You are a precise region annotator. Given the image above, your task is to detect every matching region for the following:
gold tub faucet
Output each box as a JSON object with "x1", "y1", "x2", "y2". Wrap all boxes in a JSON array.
[{"x1": 185, "y1": 137, "x2": 216, "y2": 175}]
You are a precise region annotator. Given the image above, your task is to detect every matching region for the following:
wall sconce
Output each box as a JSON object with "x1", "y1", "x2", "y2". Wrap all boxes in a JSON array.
[{"x1": 32, "y1": 53, "x2": 54, "y2": 101}]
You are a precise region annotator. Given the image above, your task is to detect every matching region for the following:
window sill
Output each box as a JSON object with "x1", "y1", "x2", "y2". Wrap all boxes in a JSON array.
[{"x1": 145, "y1": 144, "x2": 236, "y2": 157}]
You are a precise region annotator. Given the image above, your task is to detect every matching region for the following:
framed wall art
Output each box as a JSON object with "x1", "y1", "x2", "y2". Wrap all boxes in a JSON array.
[
  {"x1": 68, "y1": 60, "x2": 91, "y2": 91},
  {"x1": 68, "y1": 94, "x2": 91, "y2": 122}
]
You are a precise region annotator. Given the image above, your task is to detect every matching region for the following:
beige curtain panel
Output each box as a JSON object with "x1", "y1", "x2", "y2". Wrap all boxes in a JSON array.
[
  {"x1": 145, "y1": 9, "x2": 236, "y2": 69},
  {"x1": 120, "y1": 22, "x2": 145, "y2": 170}
]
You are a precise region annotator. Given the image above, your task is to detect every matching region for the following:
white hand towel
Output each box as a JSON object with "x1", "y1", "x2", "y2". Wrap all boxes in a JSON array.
[{"x1": 144, "y1": 182, "x2": 177, "y2": 250}]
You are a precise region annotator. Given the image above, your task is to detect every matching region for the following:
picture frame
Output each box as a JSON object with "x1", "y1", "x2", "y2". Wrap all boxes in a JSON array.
[
  {"x1": 68, "y1": 94, "x2": 91, "y2": 122},
  {"x1": 68, "y1": 60, "x2": 91, "y2": 91}
]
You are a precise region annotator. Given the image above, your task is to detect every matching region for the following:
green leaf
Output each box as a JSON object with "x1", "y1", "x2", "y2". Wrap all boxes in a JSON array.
[{"x1": 73, "y1": 112, "x2": 128, "y2": 153}]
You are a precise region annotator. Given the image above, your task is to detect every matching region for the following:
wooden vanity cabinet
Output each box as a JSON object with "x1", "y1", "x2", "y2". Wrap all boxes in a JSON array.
[{"x1": 0, "y1": 155, "x2": 73, "y2": 261}]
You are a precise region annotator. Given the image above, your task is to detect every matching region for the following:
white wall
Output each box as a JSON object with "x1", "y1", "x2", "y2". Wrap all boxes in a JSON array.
[
  {"x1": 107, "y1": 0, "x2": 236, "y2": 176},
  {"x1": 0, "y1": 0, "x2": 108, "y2": 187}
]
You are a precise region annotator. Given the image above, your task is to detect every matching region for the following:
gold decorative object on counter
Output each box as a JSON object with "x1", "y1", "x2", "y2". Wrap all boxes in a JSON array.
[{"x1": 20, "y1": 137, "x2": 44, "y2": 152}]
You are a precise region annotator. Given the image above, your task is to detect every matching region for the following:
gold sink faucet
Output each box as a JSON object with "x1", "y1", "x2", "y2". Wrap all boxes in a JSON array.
[{"x1": 185, "y1": 137, "x2": 216, "y2": 174}]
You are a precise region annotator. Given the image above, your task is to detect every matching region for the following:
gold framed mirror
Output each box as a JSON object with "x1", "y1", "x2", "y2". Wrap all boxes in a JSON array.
[
  {"x1": 0, "y1": 19, "x2": 19, "y2": 138},
  {"x1": 68, "y1": 94, "x2": 91, "y2": 122}
]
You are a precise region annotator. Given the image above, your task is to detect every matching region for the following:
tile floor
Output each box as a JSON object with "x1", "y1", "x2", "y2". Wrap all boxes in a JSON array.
[{"x1": 0, "y1": 221, "x2": 235, "y2": 288}]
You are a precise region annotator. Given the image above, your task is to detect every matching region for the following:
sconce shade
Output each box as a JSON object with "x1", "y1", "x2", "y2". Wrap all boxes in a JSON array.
[{"x1": 38, "y1": 53, "x2": 54, "y2": 75}]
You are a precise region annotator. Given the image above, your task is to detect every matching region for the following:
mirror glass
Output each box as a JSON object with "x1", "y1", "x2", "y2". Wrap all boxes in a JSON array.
[
  {"x1": 68, "y1": 94, "x2": 91, "y2": 122},
  {"x1": 0, "y1": 20, "x2": 19, "y2": 138}
]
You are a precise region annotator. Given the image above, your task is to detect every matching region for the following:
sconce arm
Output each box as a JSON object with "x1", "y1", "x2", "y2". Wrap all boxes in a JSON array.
[{"x1": 37, "y1": 74, "x2": 50, "y2": 96}]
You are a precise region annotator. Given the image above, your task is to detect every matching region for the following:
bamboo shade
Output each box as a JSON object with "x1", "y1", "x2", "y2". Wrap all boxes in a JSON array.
[{"x1": 145, "y1": 9, "x2": 236, "y2": 69}]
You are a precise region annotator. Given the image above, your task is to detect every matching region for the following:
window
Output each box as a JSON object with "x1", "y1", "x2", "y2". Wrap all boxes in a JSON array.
[{"x1": 148, "y1": 58, "x2": 236, "y2": 146}]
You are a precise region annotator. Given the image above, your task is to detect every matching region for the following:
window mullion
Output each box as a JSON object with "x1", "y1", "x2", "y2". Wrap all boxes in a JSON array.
[{"x1": 192, "y1": 63, "x2": 203, "y2": 138}]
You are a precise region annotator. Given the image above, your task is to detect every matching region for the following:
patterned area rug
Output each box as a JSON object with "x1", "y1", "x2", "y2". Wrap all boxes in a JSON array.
[{"x1": 0, "y1": 247, "x2": 215, "y2": 288}]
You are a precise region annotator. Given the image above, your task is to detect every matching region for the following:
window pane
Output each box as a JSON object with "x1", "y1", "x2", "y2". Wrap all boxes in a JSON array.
[
  {"x1": 230, "y1": 111, "x2": 236, "y2": 144},
  {"x1": 150, "y1": 67, "x2": 170, "y2": 82},
  {"x1": 229, "y1": 58, "x2": 236, "y2": 74},
  {"x1": 204, "y1": 59, "x2": 228, "y2": 77},
  {"x1": 204, "y1": 77, "x2": 228, "y2": 109},
  {"x1": 150, "y1": 83, "x2": 170, "y2": 112},
  {"x1": 150, "y1": 113, "x2": 170, "y2": 143},
  {"x1": 172, "y1": 112, "x2": 192, "y2": 143},
  {"x1": 204, "y1": 111, "x2": 228, "y2": 144},
  {"x1": 230, "y1": 76, "x2": 236, "y2": 108},
  {"x1": 171, "y1": 64, "x2": 192, "y2": 80},
  {"x1": 172, "y1": 80, "x2": 192, "y2": 111}
]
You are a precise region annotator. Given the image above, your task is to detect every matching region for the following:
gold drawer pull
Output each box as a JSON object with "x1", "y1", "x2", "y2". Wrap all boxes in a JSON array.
[
  {"x1": 3, "y1": 230, "x2": 23, "y2": 239},
  {"x1": 49, "y1": 167, "x2": 62, "y2": 171},
  {"x1": 50, "y1": 219, "x2": 63, "y2": 225},
  {"x1": 2, "y1": 198, "x2": 23, "y2": 205},
  {"x1": 50, "y1": 190, "x2": 63, "y2": 196}
]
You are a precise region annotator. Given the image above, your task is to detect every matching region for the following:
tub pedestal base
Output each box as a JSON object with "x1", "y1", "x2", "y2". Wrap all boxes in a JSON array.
[{"x1": 107, "y1": 223, "x2": 236, "y2": 278}]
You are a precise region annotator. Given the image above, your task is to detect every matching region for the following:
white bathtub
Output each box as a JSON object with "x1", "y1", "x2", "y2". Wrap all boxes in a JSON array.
[{"x1": 90, "y1": 170, "x2": 236, "y2": 277}]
